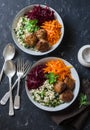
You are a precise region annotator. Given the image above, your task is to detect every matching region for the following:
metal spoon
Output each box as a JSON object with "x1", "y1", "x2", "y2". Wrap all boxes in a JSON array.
[
  {"x1": 0, "y1": 44, "x2": 15, "y2": 82},
  {"x1": 4, "y1": 60, "x2": 16, "y2": 116}
]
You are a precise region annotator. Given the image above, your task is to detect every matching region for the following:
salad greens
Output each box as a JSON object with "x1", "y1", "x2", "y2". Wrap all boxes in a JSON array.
[
  {"x1": 45, "y1": 72, "x2": 58, "y2": 84},
  {"x1": 22, "y1": 17, "x2": 39, "y2": 33},
  {"x1": 25, "y1": 19, "x2": 39, "y2": 32}
]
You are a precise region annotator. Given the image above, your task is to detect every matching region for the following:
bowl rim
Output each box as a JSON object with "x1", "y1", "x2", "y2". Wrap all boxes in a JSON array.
[
  {"x1": 11, "y1": 4, "x2": 64, "y2": 56},
  {"x1": 25, "y1": 57, "x2": 80, "y2": 111}
]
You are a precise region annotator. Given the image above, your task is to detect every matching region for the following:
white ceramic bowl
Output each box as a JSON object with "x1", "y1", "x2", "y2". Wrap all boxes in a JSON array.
[
  {"x1": 78, "y1": 45, "x2": 90, "y2": 67},
  {"x1": 12, "y1": 4, "x2": 64, "y2": 56},
  {"x1": 25, "y1": 57, "x2": 80, "y2": 111}
]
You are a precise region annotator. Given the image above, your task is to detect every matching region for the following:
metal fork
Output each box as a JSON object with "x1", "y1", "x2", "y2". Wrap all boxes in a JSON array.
[
  {"x1": 0, "y1": 60, "x2": 31, "y2": 106},
  {"x1": 14, "y1": 58, "x2": 24, "y2": 109}
]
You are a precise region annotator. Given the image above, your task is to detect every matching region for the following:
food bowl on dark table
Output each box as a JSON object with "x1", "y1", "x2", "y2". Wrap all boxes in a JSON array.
[
  {"x1": 12, "y1": 4, "x2": 64, "y2": 56},
  {"x1": 25, "y1": 57, "x2": 80, "y2": 111}
]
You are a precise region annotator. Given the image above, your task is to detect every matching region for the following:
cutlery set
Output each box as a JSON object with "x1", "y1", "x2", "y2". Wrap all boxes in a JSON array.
[{"x1": 0, "y1": 43, "x2": 31, "y2": 116}]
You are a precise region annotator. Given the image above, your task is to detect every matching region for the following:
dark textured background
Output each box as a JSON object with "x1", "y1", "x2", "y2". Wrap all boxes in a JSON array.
[{"x1": 0, "y1": 0, "x2": 90, "y2": 130}]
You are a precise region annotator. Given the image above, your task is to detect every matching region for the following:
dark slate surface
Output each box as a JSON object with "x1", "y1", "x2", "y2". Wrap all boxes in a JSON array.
[{"x1": 0, "y1": 0, "x2": 90, "y2": 130}]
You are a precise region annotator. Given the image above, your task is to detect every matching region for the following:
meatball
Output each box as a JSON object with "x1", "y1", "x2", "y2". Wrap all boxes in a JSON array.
[
  {"x1": 64, "y1": 77, "x2": 75, "y2": 90},
  {"x1": 59, "y1": 89, "x2": 74, "y2": 102},
  {"x1": 36, "y1": 39, "x2": 50, "y2": 52},
  {"x1": 54, "y1": 81, "x2": 66, "y2": 93},
  {"x1": 35, "y1": 29, "x2": 47, "y2": 39},
  {"x1": 24, "y1": 33, "x2": 38, "y2": 47}
]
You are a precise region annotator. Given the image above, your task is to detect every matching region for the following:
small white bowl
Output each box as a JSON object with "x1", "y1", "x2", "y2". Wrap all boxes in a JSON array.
[
  {"x1": 78, "y1": 45, "x2": 90, "y2": 67},
  {"x1": 25, "y1": 57, "x2": 80, "y2": 112},
  {"x1": 12, "y1": 4, "x2": 64, "y2": 56}
]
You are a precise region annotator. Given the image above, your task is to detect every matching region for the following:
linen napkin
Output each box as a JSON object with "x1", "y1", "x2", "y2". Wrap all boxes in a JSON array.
[{"x1": 50, "y1": 79, "x2": 90, "y2": 130}]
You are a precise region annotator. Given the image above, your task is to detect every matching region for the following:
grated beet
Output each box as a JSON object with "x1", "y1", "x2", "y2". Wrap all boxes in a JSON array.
[
  {"x1": 25, "y1": 5, "x2": 55, "y2": 26},
  {"x1": 27, "y1": 64, "x2": 46, "y2": 90}
]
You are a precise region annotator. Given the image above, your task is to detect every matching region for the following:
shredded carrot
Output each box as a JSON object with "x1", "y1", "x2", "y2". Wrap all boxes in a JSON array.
[
  {"x1": 43, "y1": 59, "x2": 72, "y2": 81},
  {"x1": 41, "y1": 20, "x2": 62, "y2": 46}
]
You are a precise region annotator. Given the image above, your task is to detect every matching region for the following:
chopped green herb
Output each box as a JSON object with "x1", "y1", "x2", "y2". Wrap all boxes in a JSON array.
[
  {"x1": 40, "y1": 91, "x2": 45, "y2": 99},
  {"x1": 45, "y1": 72, "x2": 58, "y2": 84},
  {"x1": 79, "y1": 93, "x2": 88, "y2": 108},
  {"x1": 24, "y1": 19, "x2": 39, "y2": 32}
]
